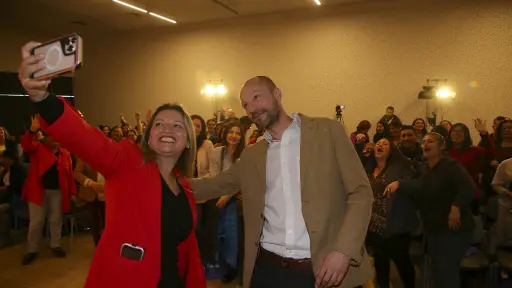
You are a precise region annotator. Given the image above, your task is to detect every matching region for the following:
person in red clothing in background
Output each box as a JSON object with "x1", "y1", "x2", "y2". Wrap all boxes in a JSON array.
[
  {"x1": 18, "y1": 41, "x2": 206, "y2": 288},
  {"x1": 20, "y1": 114, "x2": 77, "y2": 265},
  {"x1": 446, "y1": 119, "x2": 496, "y2": 215}
]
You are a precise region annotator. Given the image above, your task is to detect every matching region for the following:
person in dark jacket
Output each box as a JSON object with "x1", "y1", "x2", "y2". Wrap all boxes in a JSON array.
[
  {"x1": 385, "y1": 132, "x2": 475, "y2": 288},
  {"x1": 364, "y1": 138, "x2": 418, "y2": 288},
  {"x1": 0, "y1": 149, "x2": 28, "y2": 247}
]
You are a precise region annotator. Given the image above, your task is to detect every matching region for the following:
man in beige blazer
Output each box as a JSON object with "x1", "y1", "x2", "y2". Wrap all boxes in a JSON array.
[{"x1": 191, "y1": 76, "x2": 373, "y2": 288}]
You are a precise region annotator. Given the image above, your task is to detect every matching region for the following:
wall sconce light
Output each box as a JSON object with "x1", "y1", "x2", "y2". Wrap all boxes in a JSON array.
[{"x1": 201, "y1": 80, "x2": 227, "y2": 96}]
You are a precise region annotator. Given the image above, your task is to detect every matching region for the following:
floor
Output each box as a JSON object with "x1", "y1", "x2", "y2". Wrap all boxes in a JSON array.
[{"x1": 0, "y1": 233, "x2": 417, "y2": 288}]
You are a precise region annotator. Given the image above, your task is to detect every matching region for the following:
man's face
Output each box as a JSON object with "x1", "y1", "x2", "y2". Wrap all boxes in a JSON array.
[
  {"x1": 385, "y1": 108, "x2": 394, "y2": 117},
  {"x1": 400, "y1": 129, "x2": 417, "y2": 148},
  {"x1": 207, "y1": 120, "x2": 216, "y2": 133},
  {"x1": 240, "y1": 80, "x2": 281, "y2": 130}
]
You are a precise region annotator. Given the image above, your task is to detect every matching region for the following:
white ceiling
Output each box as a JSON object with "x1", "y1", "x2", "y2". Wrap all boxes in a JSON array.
[{"x1": 0, "y1": 0, "x2": 368, "y2": 35}]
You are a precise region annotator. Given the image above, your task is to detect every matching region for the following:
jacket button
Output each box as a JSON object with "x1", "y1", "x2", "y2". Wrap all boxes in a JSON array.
[
  {"x1": 254, "y1": 241, "x2": 259, "y2": 247},
  {"x1": 260, "y1": 213, "x2": 264, "y2": 219}
]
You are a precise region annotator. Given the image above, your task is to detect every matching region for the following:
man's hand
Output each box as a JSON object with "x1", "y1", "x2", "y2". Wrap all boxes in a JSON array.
[
  {"x1": 90, "y1": 182, "x2": 104, "y2": 194},
  {"x1": 315, "y1": 250, "x2": 350, "y2": 288},
  {"x1": 448, "y1": 205, "x2": 461, "y2": 230}
]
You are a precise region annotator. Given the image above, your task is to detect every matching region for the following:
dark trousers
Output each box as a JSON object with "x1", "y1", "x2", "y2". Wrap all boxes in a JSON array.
[
  {"x1": 367, "y1": 232, "x2": 415, "y2": 288},
  {"x1": 250, "y1": 250, "x2": 363, "y2": 288},
  {"x1": 237, "y1": 210, "x2": 245, "y2": 286},
  {"x1": 87, "y1": 200, "x2": 105, "y2": 247},
  {"x1": 250, "y1": 250, "x2": 315, "y2": 288},
  {"x1": 197, "y1": 199, "x2": 219, "y2": 264},
  {"x1": 426, "y1": 231, "x2": 472, "y2": 288}
]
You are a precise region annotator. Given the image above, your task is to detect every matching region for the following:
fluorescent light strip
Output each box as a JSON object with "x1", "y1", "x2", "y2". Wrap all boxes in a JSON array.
[
  {"x1": 314, "y1": 0, "x2": 322, "y2": 5},
  {"x1": 0, "y1": 94, "x2": 74, "y2": 98},
  {"x1": 149, "y1": 12, "x2": 177, "y2": 24},
  {"x1": 112, "y1": 0, "x2": 147, "y2": 13}
]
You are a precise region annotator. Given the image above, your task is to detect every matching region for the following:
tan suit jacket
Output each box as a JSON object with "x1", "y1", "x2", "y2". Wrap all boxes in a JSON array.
[
  {"x1": 74, "y1": 158, "x2": 103, "y2": 202},
  {"x1": 190, "y1": 115, "x2": 374, "y2": 288}
]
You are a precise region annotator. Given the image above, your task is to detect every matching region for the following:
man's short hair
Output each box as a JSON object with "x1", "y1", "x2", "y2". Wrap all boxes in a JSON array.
[
  {"x1": 256, "y1": 76, "x2": 277, "y2": 92},
  {"x1": 386, "y1": 106, "x2": 395, "y2": 111},
  {"x1": 401, "y1": 125, "x2": 415, "y2": 132}
]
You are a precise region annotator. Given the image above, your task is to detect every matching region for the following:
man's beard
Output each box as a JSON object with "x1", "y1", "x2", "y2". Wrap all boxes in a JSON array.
[{"x1": 254, "y1": 107, "x2": 279, "y2": 131}]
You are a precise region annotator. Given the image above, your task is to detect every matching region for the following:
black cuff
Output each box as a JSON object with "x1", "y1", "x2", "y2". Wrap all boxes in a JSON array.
[{"x1": 34, "y1": 93, "x2": 64, "y2": 126}]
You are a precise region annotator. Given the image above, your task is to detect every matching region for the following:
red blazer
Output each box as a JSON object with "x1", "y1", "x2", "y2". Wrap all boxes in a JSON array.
[
  {"x1": 40, "y1": 98, "x2": 206, "y2": 288},
  {"x1": 20, "y1": 131, "x2": 76, "y2": 212},
  {"x1": 448, "y1": 133, "x2": 496, "y2": 198}
]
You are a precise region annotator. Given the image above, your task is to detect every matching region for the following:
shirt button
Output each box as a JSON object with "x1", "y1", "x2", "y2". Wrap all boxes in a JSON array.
[{"x1": 287, "y1": 229, "x2": 292, "y2": 234}]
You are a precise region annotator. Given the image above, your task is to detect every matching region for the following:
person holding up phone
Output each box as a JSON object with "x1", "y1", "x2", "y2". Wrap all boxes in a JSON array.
[{"x1": 18, "y1": 41, "x2": 205, "y2": 288}]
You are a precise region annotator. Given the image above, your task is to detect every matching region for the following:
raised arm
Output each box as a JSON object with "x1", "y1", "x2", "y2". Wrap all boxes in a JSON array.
[
  {"x1": 329, "y1": 120, "x2": 374, "y2": 266},
  {"x1": 18, "y1": 42, "x2": 132, "y2": 179},
  {"x1": 189, "y1": 155, "x2": 242, "y2": 202},
  {"x1": 20, "y1": 114, "x2": 42, "y2": 155},
  {"x1": 37, "y1": 95, "x2": 132, "y2": 179}
]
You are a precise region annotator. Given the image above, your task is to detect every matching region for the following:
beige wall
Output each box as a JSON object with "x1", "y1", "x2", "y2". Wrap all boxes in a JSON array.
[
  {"x1": 8, "y1": 0, "x2": 512, "y2": 136},
  {"x1": 0, "y1": 27, "x2": 52, "y2": 72}
]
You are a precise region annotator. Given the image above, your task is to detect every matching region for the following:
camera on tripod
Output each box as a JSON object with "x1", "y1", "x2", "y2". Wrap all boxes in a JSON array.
[{"x1": 335, "y1": 104, "x2": 345, "y2": 123}]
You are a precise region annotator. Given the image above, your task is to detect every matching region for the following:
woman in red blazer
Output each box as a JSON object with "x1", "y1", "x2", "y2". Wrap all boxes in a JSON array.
[{"x1": 18, "y1": 42, "x2": 206, "y2": 288}]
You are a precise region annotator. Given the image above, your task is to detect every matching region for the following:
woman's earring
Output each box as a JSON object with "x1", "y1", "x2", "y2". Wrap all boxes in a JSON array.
[{"x1": 185, "y1": 142, "x2": 190, "y2": 148}]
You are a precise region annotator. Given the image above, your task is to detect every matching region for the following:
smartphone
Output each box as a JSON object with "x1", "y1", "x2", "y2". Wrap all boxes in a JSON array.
[
  {"x1": 31, "y1": 33, "x2": 83, "y2": 80},
  {"x1": 120, "y1": 243, "x2": 145, "y2": 261}
]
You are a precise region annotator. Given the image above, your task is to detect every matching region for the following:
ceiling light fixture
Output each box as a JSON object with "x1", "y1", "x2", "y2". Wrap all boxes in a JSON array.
[
  {"x1": 112, "y1": 0, "x2": 147, "y2": 13},
  {"x1": 314, "y1": 0, "x2": 322, "y2": 5},
  {"x1": 149, "y1": 12, "x2": 177, "y2": 24}
]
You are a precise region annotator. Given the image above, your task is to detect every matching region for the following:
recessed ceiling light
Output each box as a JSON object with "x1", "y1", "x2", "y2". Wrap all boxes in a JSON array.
[
  {"x1": 314, "y1": 0, "x2": 322, "y2": 5},
  {"x1": 149, "y1": 12, "x2": 177, "y2": 24},
  {"x1": 112, "y1": 0, "x2": 147, "y2": 13}
]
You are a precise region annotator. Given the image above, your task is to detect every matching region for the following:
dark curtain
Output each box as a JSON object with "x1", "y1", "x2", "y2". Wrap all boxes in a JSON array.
[{"x1": 0, "y1": 71, "x2": 74, "y2": 136}]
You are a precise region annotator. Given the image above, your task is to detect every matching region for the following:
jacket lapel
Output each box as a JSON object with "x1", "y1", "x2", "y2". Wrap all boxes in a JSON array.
[
  {"x1": 300, "y1": 115, "x2": 317, "y2": 191},
  {"x1": 252, "y1": 140, "x2": 268, "y2": 208},
  {"x1": 253, "y1": 140, "x2": 268, "y2": 185}
]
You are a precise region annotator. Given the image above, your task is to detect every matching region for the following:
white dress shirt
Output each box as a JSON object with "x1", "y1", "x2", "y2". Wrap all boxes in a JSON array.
[{"x1": 260, "y1": 113, "x2": 311, "y2": 259}]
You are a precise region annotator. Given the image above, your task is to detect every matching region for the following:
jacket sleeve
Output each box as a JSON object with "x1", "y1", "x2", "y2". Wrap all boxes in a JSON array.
[
  {"x1": 20, "y1": 130, "x2": 39, "y2": 155},
  {"x1": 329, "y1": 120, "x2": 374, "y2": 266},
  {"x1": 74, "y1": 158, "x2": 89, "y2": 185},
  {"x1": 451, "y1": 161, "x2": 477, "y2": 208},
  {"x1": 36, "y1": 94, "x2": 130, "y2": 180},
  {"x1": 190, "y1": 155, "x2": 242, "y2": 202}
]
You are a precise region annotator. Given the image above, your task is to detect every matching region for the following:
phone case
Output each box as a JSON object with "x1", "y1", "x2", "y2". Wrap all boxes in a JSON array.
[{"x1": 31, "y1": 33, "x2": 83, "y2": 80}]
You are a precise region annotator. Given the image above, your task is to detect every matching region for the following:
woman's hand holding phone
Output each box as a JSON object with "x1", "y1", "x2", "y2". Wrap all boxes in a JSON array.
[{"x1": 18, "y1": 42, "x2": 51, "y2": 103}]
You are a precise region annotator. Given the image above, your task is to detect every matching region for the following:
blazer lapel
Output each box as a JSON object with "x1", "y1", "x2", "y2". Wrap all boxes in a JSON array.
[
  {"x1": 300, "y1": 115, "x2": 317, "y2": 191},
  {"x1": 253, "y1": 140, "x2": 268, "y2": 185},
  {"x1": 252, "y1": 140, "x2": 268, "y2": 208}
]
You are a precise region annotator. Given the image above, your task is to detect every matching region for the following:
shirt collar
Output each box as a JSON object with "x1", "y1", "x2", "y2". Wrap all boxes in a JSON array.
[{"x1": 263, "y1": 113, "x2": 301, "y2": 143}]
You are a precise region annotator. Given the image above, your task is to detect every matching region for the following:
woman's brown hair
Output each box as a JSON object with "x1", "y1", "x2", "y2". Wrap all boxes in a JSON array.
[{"x1": 141, "y1": 103, "x2": 197, "y2": 178}]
